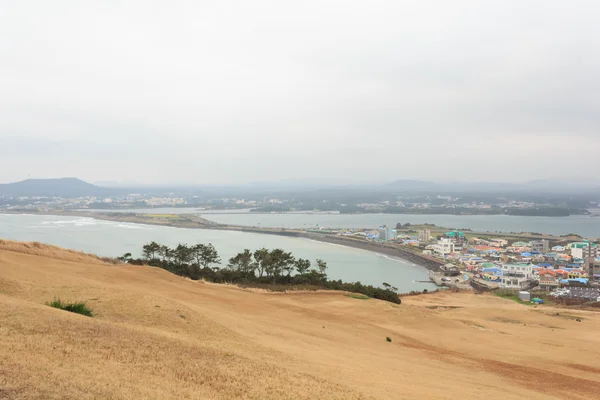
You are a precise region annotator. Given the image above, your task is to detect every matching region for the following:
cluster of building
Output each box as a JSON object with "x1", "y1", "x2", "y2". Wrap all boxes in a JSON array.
[
  {"x1": 0, "y1": 194, "x2": 189, "y2": 211},
  {"x1": 419, "y1": 233, "x2": 600, "y2": 291},
  {"x1": 332, "y1": 225, "x2": 600, "y2": 294}
]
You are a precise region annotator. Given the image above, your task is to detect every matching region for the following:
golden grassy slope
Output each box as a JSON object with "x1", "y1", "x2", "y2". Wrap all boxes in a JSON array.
[
  {"x1": 1, "y1": 244, "x2": 600, "y2": 399},
  {"x1": 0, "y1": 239, "x2": 109, "y2": 264}
]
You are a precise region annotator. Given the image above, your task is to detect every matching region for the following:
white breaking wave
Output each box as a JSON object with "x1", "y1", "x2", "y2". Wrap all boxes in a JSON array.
[
  {"x1": 41, "y1": 218, "x2": 98, "y2": 227},
  {"x1": 304, "y1": 239, "x2": 363, "y2": 252},
  {"x1": 116, "y1": 224, "x2": 150, "y2": 230},
  {"x1": 375, "y1": 253, "x2": 411, "y2": 265}
]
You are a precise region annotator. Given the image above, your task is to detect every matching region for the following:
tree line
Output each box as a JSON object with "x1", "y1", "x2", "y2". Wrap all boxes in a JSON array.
[{"x1": 118, "y1": 241, "x2": 401, "y2": 304}]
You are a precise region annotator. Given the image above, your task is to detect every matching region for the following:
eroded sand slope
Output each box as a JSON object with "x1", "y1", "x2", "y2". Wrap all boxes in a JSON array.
[{"x1": 1, "y1": 241, "x2": 599, "y2": 399}]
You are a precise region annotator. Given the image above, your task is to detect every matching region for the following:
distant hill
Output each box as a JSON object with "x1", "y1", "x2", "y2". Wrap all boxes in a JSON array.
[{"x1": 0, "y1": 178, "x2": 118, "y2": 197}]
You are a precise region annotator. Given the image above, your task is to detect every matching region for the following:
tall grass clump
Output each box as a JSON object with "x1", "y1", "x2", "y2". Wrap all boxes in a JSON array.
[{"x1": 48, "y1": 298, "x2": 93, "y2": 317}]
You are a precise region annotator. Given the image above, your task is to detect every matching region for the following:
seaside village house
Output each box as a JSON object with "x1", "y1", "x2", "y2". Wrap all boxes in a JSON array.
[
  {"x1": 490, "y1": 238, "x2": 508, "y2": 247},
  {"x1": 432, "y1": 238, "x2": 455, "y2": 257},
  {"x1": 418, "y1": 229, "x2": 431, "y2": 242},
  {"x1": 570, "y1": 242, "x2": 598, "y2": 260},
  {"x1": 537, "y1": 269, "x2": 560, "y2": 291},
  {"x1": 529, "y1": 239, "x2": 550, "y2": 253},
  {"x1": 431, "y1": 231, "x2": 467, "y2": 257},
  {"x1": 481, "y1": 266, "x2": 503, "y2": 283},
  {"x1": 499, "y1": 263, "x2": 534, "y2": 289},
  {"x1": 590, "y1": 260, "x2": 600, "y2": 283}
]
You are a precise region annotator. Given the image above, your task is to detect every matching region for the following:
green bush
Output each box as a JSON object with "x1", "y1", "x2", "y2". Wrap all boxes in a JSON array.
[
  {"x1": 386, "y1": 337, "x2": 392, "y2": 342},
  {"x1": 48, "y1": 298, "x2": 93, "y2": 317},
  {"x1": 128, "y1": 243, "x2": 403, "y2": 305},
  {"x1": 345, "y1": 293, "x2": 370, "y2": 300}
]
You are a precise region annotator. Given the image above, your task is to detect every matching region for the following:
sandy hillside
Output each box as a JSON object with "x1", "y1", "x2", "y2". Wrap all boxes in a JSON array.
[{"x1": 1, "y1": 241, "x2": 600, "y2": 399}]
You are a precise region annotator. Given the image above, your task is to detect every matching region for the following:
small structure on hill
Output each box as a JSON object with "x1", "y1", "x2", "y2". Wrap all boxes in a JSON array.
[{"x1": 518, "y1": 291, "x2": 531, "y2": 302}]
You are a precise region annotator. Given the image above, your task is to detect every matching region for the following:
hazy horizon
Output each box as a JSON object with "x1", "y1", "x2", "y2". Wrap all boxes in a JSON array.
[
  {"x1": 1, "y1": 1, "x2": 599, "y2": 185},
  {"x1": 2, "y1": 176, "x2": 600, "y2": 190}
]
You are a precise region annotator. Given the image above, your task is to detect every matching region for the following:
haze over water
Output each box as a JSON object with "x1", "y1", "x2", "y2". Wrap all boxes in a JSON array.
[
  {"x1": 3, "y1": 209, "x2": 598, "y2": 293},
  {"x1": 0, "y1": 214, "x2": 437, "y2": 293},
  {"x1": 89, "y1": 208, "x2": 600, "y2": 238},
  {"x1": 202, "y1": 212, "x2": 600, "y2": 237}
]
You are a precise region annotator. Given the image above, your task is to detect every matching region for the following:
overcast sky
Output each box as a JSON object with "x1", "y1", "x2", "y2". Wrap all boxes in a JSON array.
[{"x1": 1, "y1": 1, "x2": 599, "y2": 185}]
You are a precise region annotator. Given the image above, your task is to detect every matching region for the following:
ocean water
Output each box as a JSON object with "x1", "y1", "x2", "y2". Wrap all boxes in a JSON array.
[
  {"x1": 0, "y1": 214, "x2": 436, "y2": 293},
  {"x1": 87, "y1": 207, "x2": 600, "y2": 237},
  {"x1": 198, "y1": 212, "x2": 600, "y2": 238}
]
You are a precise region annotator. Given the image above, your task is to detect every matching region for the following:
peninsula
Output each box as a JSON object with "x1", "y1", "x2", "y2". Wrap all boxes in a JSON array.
[{"x1": 3, "y1": 210, "x2": 592, "y2": 273}]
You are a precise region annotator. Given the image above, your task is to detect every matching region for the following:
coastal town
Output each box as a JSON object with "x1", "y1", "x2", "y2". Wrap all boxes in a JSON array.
[{"x1": 327, "y1": 224, "x2": 600, "y2": 302}]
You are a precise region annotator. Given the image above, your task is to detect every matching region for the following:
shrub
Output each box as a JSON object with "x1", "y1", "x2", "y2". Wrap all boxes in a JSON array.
[
  {"x1": 48, "y1": 298, "x2": 93, "y2": 317},
  {"x1": 346, "y1": 293, "x2": 370, "y2": 300},
  {"x1": 386, "y1": 337, "x2": 392, "y2": 342},
  {"x1": 128, "y1": 244, "x2": 404, "y2": 305}
]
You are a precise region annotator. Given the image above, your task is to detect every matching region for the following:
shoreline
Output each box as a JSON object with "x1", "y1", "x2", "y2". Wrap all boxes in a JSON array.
[
  {"x1": 1, "y1": 210, "x2": 446, "y2": 271},
  {"x1": 66, "y1": 206, "x2": 595, "y2": 217},
  {"x1": 2, "y1": 209, "x2": 595, "y2": 271}
]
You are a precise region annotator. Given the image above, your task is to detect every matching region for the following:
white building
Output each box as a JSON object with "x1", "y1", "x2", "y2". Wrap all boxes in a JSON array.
[
  {"x1": 433, "y1": 238, "x2": 455, "y2": 256},
  {"x1": 499, "y1": 264, "x2": 534, "y2": 289},
  {"x1": 570, "y1": 243, "x2": 598, "y2": 259},
  {"x1": 378, "y1": 227, "x2": 392, "y2": 241},
  {"x1": 572, "y1": 247, "x2": 584, "y2": 259}
]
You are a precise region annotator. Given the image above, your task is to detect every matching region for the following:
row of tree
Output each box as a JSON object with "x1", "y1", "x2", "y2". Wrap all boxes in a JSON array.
[
  {"x1": 119, "y1": 241, "x2": 400, "y2": 304},
  {"x1": 228, "y1": 248, "x2": 327, "y2": 278},
  {"x1": 140, "y1": 241, "x2": 221, "y2": 269}
]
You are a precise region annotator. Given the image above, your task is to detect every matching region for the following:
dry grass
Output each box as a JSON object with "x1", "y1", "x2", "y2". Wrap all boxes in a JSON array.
[
  {"x1": 0, "y1": 239, "x2": 110, "y2": 264},
  {"x1": 1, "y1": 242, "x2": 600, "y2": 399}
]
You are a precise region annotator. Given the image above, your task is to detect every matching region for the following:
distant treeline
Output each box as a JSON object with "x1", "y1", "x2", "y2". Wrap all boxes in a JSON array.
[
  {"x1": 119, "y1": 242, "x2": 401, "y2": 304},
  {"x1": 341, "y1": 206, "x2": 589, "y2": 216},
  {"x1": 250, "y1": 205, "x2": 588, "y2": 216}
]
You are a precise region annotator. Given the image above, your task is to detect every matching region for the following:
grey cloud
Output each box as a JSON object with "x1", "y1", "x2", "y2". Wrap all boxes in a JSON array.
[{"x1": 0, "y1": 0, "x2": 599, "y2": 184}]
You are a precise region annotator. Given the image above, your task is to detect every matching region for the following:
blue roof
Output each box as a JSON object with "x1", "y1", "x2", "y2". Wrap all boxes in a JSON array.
[
  {"x1": 482, "y1": 267, "x2": 502, "y2": 275},
  {"x1": 560, "y1": 278, "x2": 589, "y2": 284},
  {"x1": 538, "y1": 263, "x2": 553, "y2": 267}
]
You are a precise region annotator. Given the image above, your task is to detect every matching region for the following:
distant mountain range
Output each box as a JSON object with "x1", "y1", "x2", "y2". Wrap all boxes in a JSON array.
[
  {"x1": 0, "y1": 178, "x2": 118, "y2": 197},
  {"x1": 1, "y1": 177, "x2": 599, "y2": 198}
]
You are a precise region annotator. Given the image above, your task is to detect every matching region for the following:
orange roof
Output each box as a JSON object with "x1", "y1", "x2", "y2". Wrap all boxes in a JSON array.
[{"x1": 554, "y1": 269, "x2": 568, "y2": 274}]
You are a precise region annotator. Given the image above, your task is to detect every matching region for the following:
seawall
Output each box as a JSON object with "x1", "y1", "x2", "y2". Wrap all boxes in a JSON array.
[{"x1": 300, "y1": 234, "x2": 445, "y2": 271}]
